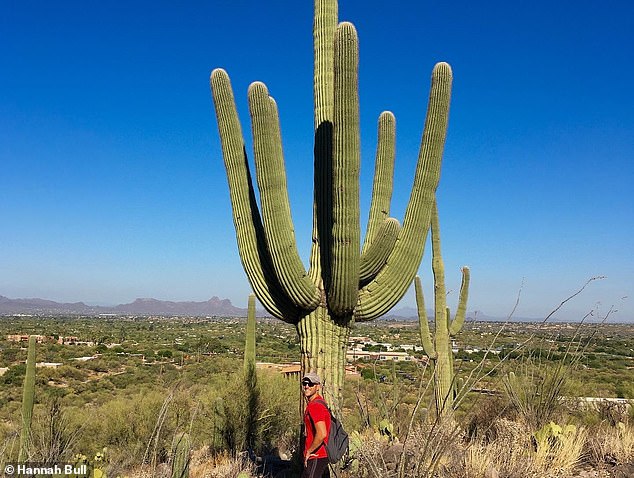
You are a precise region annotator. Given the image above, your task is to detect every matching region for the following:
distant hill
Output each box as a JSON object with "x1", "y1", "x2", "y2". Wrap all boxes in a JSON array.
[
  {"x1": 381, "y1": 307, "x2": 620, "y2": 323},
  {"x1": 0, "y1": 295, "x2": 246, "y2": 317},
  {"x1": 1, "y1": 295, "x2": 629, "y2": 322},
  {"x1": 0, "y1": 295, "x2": 534, "y2": 322},
  {"x1": 383, "y1": 306, "x2": 546, "y2": 323}
]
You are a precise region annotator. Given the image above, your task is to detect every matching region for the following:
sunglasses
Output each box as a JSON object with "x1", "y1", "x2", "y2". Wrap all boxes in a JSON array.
[{"x1": 302, "y1": 381, "x2": 316, "y2": 387}]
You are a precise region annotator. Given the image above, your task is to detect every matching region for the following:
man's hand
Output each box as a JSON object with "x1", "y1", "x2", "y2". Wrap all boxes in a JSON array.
[{"x1": 304, "y1": 452, "x2": 318, "y2": 467}]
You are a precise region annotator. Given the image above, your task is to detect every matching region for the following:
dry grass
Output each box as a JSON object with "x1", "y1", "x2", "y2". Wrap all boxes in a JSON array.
[
  {"x1": 349, "y1": 416, "x2": 594, "y2": 478},
  {"x1": 347, "y1": 414, "x2": 462, "y2": 478},
  {"x1": 587, "y1": 421, "x2": 634, "y2": 467},
  {"x1": 188, "y1": 449, "x2": 258, "y2": 478},
  {"x1": 118, "y1": 449, "x2": 259, "y2": 478},
  {"x1": 532, "y1": 424, "x2": 587, "y2": 477}
]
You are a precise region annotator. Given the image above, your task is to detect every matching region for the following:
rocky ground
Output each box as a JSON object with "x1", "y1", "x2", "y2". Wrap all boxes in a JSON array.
[{"x1": 573, "y1": 464, "x2": 634, "y2": 478}]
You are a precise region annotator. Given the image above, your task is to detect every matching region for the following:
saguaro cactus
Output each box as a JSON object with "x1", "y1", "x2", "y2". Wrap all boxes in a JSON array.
[
  {"x1": 244, "y1": 293, "x2": 256, "y2": 372},
  {"x1": 243, "y1": 294, "x2": 259, "y2": 450},
  {"x1": 416, "y1": 201, "x2": 470, "y2": 415},
  {"x1": 171, "y1": 432, "x2": 191, "y2": 478},
  {"x1": 210, "y1": 0, "x2": 453, "y2": 402},
  {"x1": 19, "y1": 335, "x2": 36, "y2": 462},
  {"x1": 211, "y1": 397, "x2": 226, "y2": 451}
]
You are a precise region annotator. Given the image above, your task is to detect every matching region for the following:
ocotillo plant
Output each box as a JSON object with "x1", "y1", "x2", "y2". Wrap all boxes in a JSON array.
[
  {"x1": 210, "y1": 0, "x2": 453, "y2": 402},
  {"x1": 171, "y1": 432, "x2": 191, "y2": 478},
  {"x1": 19, "y1": 335, "x2": 36, "y2": 462},
  {"x1": 244, "y1": 293, "x2": 256, "y2": 372},
  {"x1": 416, "y1": 201, "x2": 470, "y2": 416}
]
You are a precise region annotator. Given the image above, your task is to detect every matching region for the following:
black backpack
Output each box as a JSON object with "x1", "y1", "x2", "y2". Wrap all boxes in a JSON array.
[{"x1": 309, "y1": 399, "x2": 349, "y2": 464}]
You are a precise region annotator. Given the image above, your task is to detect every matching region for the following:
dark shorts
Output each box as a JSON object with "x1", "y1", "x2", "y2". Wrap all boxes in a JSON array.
[{"x1": 302, "y1": 457, "x2": 330, "y2": 478}]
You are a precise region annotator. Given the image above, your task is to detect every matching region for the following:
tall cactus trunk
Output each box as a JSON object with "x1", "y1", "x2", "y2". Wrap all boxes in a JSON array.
[
  {"x1": 297, "y1": 307, "x2": 350, "y2": 406},
  {"x1": 19, "y1": 335, "x2": 36, "y2": 462}
]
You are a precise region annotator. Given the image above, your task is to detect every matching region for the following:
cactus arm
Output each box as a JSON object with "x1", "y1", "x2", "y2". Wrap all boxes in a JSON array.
[
  {"x1": 244, "y1": 294, "x2": 256, "y2": 371},
  {"x1": 248, "y1": 82, "x2": 320, "y2": 310},
  {"x1": 431, "y1": 200, "x2": 447, "y2": 333},
  {"x1": 354, "y1": 63, "x2": 453, "y2": 322},
  {"x1": 210, "y1": 69, "x2": 300, "y2": 322},
  {"x1": 19, "y1": 335, "x2": 36, "y2": 462},
  {"x1": 362, "y1": 111, "x2": 396, "y2": 253},
  {"x1": 359, "y1": 217, "x2": 400, "y2": 283},
  {"x1": 308, "y1": 0, "x2": 338, "y2": 282},
  {"x1": 313, "y1": 0, "x2": 337, "y2": 131},
  {"x1": 415, "y1": 276, "x2": 437, "y2": 359},
  {"x1": 449, "y1": 266, "x2": 470, "y2": 336},
  {"x1": 328, "y1": 21, "x2": 360, "y2": 317}
]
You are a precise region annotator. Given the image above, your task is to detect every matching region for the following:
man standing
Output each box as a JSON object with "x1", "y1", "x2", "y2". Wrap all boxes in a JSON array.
[{"x1": 302, "y1": 372, "x2": 331, "y2": 478}]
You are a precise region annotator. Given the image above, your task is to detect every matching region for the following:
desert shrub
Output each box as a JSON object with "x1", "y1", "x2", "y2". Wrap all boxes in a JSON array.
[
  {"x1": 58, "y1": 364, "x2": 90, "y2": 382},
  {"x1": 596, "y1": 400, "x2": 631, "y2": 426},
  {"x1": 502, "y1": 360, "x2": 573, "y2": 429},
  {"x1": 204, "y1": 368, "x2": 297, "y2": 456},
  {"x1": 188, "y1": 449, "x2": 259, "y2": 478},
  {"x1": 465, "y1": 395, "x2": 511, "y2": 442},
  {"x1": 349, "y1": 414, "x2": 461, "y2": 478},
  {"x1": 1, "y1": 363, "x2": 26, "y2": 385},
  {"x1": 460, "y1": 418, "x2": 586, "y2": 478},
  {"x1": 29, "y1": 397, "x2": 81, "y2": 462},
  {"x1": 68, "y1": 387, "x2": 194, "y2": 471}
]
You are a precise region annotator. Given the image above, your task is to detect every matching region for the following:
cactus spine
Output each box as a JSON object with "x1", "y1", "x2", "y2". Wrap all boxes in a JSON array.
[
  {"x1": 171, "y1": 432, "x2": 191, "y2": 478},
  {"x1": 416, "y1": 201, "x2": 470, "y2": 416},
  {"x1": 244, "y1": 294, "x2": 256, "y2": 372},
  {"x1": 210, "y1": 0, "x2": 452, "y2": 402},
  {"x1": 19, "y1": 335, "x2": 36, "y2": 462}
]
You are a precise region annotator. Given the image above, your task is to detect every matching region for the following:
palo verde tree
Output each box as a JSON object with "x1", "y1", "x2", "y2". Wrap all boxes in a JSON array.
[
  {"x1": 416, "y1": 201, "x2": 470, "y2": 416},
  {"x1": 210, "y1": 0, "x2": 453, "y2": 404}
]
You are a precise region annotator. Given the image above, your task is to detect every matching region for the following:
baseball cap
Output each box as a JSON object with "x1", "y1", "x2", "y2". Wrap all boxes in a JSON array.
[{"x1": 302, "y1": 371, "x2": 321, "y2": 384}]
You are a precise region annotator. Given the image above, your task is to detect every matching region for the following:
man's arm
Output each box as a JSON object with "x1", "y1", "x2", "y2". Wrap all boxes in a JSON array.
[{"x1": 304, "y1": 419, "x2": 327, "y2": 464}]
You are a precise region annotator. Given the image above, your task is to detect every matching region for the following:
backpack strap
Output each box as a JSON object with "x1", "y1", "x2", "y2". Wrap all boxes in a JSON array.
[
  {"x1": 313, "y1": 399, "x2": 332, "y2": 415},
  {"x1": 313, "y1": 400, "x2": 342, "y2": 478}
]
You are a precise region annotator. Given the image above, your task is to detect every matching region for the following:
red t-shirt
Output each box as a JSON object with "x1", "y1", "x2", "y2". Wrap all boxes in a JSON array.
[{"x1": 303, "y1": 395, "x2": 332, "y2": 459}]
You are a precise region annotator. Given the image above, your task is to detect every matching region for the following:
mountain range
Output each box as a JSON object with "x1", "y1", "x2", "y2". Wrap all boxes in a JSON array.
[
  {"x1": 0, "y1": 294, "x2": 460, "y2": 319},
  {"x1": 0, "y1": 295, "x2": 244, "y2": 317},
  {"x1": 0, "y1": 294, "x2": 584, "y2": 322}
]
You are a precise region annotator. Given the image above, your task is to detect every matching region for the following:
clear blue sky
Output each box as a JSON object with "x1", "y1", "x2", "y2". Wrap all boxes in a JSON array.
[{"x1": 1, "y1": 1, "x2": 632, "y2": 322}]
